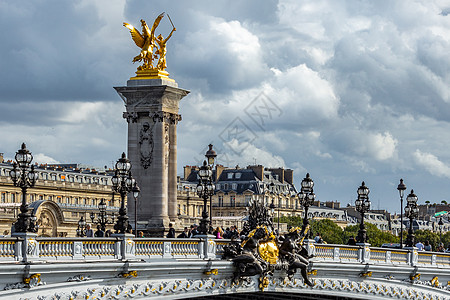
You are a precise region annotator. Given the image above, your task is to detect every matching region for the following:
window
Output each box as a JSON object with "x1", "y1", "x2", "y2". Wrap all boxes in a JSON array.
[
  {"x1": 227, "y1": 173, "x2": 233, "y2": 179},
  {"x1": 66, "y1": 197, "x2": 70, "y2": 204},
  {"x1": 232, "y1": 183, "x2": 237, "y2": 190},
  {"x1": 229, "y1": 212, "x2": 235, "y2": 216},
  {"x1": 71, "y1": 212, "x2": 78, "y2": 217},
  {"x1": 177, "y1": 204, "x2": 181, "y2": 214},
  {"x1": 224, "y1": 183, "x2": 229, "y2": 190},
  {"x1": 92, "y1": 199, "x2": 96, "y2": 206},
  {"x1": 75, "y1": 198, "x2": 79, "y2": 205},
  {"x1": 230, "y1": 195, "x2": 236, "y2": 207},
  {"x1": 11, "y1": 193, "x2": 15, "y2": 203},
  {"x1": 235, "y1": 173, "x2": 241, "y2": 179},
  {"x1": 218, "y1": 195, "x2": 223, "y2": 206},
  {"x1": 216, "y1": 184, "x2": 221, "y2": 189},
  {"x1": 197, "y1": 205, "x2": 201, "y2": 216},
  {"x1": 1, "y1": 193, "x2": 5, "y2": 203},
  {"x1": 39, "y1": 195, "x2": 43, "y2": 201},
  {"x1": 48, "y1": 196, "x2": 52, "y2": 201},
  {"x1": 244, "y1": 195, "x2": 252, "y2": 205},
  {"x1": 183, "y1": 205, "x2": 187, "y2": 214}
]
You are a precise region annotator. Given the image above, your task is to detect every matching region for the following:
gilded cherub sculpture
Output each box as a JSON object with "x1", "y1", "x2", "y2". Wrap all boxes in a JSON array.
[{"x1": 123, "y1": 13, "x2": 176, "y2": 76}]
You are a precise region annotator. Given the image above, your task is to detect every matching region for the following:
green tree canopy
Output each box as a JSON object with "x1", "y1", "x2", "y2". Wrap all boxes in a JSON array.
[{"x1": 310, "y1": 219, "x2": 344, "y2": 244}]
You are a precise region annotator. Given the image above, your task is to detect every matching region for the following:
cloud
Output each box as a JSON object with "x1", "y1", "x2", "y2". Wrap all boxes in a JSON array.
[{"x1": 414, "y1": 150, "x2": 450, "y2": 178}]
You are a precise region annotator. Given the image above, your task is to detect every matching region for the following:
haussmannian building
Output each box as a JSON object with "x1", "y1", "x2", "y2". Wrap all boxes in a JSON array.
[{"x1": 0, "y1": 154, "x2": 119, "y2": 237}]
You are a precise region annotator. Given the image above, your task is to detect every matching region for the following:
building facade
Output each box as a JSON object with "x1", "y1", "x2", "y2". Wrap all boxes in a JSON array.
[{"x1": 0, "y1": 159, "x2": 119, "y2": 237}]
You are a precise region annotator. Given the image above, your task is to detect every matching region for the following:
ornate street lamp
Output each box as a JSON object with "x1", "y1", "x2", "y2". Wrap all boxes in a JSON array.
[
  {"x1": 269, "y1": 200, "x2": 276, "y2": 227},
  {"x1": 196, "y1": 160, "x2": 214, "y2": 235},
  {"x1": 299, "y1": 173, "x2": 315, "y2": 238},
  {"x1": 397, "y1": 179, "x2": 407, "y2": 248},
  {"x1": 132, "y1": 183, "x2": 141, "y2": 237},
  {"x1": 439, "y1": 217, "x2": 444, "y2": 245},
  {"x1": 404, "y1": 189, "x2": 419, "y2": 247},
  {"x1": 76, "y1": 216, "x2": 87, "y2": 237},
  {"x1": 355, "y1": 181, "x2": 370, "y2": 244},
  {"x1": 90, "y1": 199, "x2": 115, "y2": 233},
  {"x1": 112, "y1": 152, "x2": 139, "y2": 234},
  {"x1": 205, "y1": 144, "x2": 217, "y2": 229},
  {"x1": 9, "y1": 143, "x2": 39, "y2": 233}
]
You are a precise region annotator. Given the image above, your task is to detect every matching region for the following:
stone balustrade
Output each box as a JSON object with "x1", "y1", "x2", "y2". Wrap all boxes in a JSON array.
[{"x1": 2, "y1": 236, "x2": 450, "y2": 269}]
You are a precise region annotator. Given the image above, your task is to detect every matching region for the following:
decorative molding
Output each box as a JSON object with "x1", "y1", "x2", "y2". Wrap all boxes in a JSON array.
[{"x1": 27, "y1": 276, "x2": 450, "y2": 300}]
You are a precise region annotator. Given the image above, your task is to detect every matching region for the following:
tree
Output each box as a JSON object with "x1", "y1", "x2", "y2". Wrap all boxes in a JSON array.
[
  {"x1": 441, "y1": 200, "x2": 448, "y2": 205},
  {"x1": 425, "y1": 201, "x2": 430, "y2": 205},
  {"x1": 310, "y1": 219, "x2": 344, "y2": 244},
  {"x1": 343, "y1": 223, "x2": 398, "y2": 247}
]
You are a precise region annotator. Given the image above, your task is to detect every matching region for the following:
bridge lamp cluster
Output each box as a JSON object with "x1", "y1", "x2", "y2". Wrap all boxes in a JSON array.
[
  {"x1": 90, "y1": 199, "x2": 115, "y2": 234},
  {"x1": 405, "y1": 190, "x2": 419, "y2": 247},
  {"x1": 9, "y1": 143, "x2": 39, "y2": 233},
  {"x1": 355, "y1": 181, "x2": 371, "y2": 244},
  {"x1": 196, "y1": 160, "x2": 215, "y2": 235},
  {"x1": 298, "y1": 173, "x2": 315, "y2": 238},
  {"x1": 112, "y1": 152, "x2": 140, "y2": 235}
]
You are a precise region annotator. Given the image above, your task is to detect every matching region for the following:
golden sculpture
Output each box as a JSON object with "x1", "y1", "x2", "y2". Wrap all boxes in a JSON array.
[{"x1": 123, "y1": 13, "x2": 176, "y2": 80}]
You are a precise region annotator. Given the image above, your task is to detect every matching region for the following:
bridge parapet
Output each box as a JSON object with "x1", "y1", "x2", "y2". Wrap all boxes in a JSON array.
[{"x1": 3, "y1": 235, "x2": 450, "y2": 269}]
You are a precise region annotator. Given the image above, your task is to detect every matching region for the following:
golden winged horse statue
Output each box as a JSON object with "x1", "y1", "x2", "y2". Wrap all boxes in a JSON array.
[{"x1": 123, "y1": 13, "x2": 165, "y2": 71}]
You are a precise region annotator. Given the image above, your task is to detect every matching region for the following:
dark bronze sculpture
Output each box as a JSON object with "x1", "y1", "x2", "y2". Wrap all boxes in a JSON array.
[{"x1": 223, "y1": 198, "x2": 313, "y2": 290}]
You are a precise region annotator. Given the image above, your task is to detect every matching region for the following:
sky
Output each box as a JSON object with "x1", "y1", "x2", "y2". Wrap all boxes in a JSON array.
[{"x1": 1, "y1": 0, "x2": 450, "y2": 213}]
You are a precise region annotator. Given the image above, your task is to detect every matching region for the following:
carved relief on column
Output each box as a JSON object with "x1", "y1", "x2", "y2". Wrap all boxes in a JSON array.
[
  {"x1": 139, "y1": 122, "x2": 154, "y2": 169},
  {"x1": 164, "y1": 123, "x2": 170, "y2": 170}
]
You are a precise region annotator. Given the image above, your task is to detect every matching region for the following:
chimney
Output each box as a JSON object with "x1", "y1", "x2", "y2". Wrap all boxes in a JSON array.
[
  {"x1": 285, "y1": 169, "x2": 293, "y2": 184},
  {"x1": 215, "y1": 165, "x2": 225, "y2": 182},
  {"x1": 268, "y1": 168, "x2": 284, "y2": 183},
  {"x1": 0, "y1": 153, "x2": 3, "y2": 163},
  {"x1": 184, "y1": 166, "x2": 193, "y2": 180},
  {"x1": 247, "y1": 165, "x2": 264, "y2": 181}
]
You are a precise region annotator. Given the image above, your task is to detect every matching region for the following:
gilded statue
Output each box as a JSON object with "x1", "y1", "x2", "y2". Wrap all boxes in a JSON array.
[{"x1": 123, "y1": 13, "x2": 176, "y2": 74}]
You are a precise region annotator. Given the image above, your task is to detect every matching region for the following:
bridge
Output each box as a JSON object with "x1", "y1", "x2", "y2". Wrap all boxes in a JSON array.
[{"x1": 1, "y1": 235, "x2": 450, "y2": 300}]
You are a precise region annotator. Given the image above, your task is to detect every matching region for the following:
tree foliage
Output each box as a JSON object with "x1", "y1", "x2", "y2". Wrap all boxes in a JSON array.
[{"x1": 310, "y1": 219, "x2": 344, "y2": 244}]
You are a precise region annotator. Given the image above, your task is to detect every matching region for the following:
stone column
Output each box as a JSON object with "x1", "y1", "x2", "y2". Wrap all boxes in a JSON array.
[
  {"x1": 168, "y1": 119, "x2": 179, "y2": 222},
  {"x1": 115, "y1": 79, "x2": 189, "y2": 236}
]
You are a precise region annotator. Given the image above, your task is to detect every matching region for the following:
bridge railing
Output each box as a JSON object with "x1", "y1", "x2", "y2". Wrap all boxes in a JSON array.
[{"x1": 2, "y1": 235, "x2": 450, "y2": 268}]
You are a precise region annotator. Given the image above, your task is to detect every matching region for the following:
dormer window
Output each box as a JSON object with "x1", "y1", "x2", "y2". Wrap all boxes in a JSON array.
[{"x1": 227, "y1": 173, "x2": 233, "y2": 179}]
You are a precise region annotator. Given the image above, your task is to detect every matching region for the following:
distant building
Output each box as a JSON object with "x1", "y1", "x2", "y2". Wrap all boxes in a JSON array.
[{"x1": 0, "y1": 161, "x2": 119, "y2": 237}]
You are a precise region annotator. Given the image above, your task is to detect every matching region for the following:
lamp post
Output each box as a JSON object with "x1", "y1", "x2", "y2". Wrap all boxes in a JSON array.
[
  {"x1": 270, "y1": 201, "x2": 276, "y2": 228},
  {"x1": 299, "y1": 173, "x2": 315, "y2": 238},
  {"x1": 9, "y1": 143, "x2": 39, "y2": 233},
  {"x1": 90, "y1": 199, "x2": 115, "y2": 233},
  {"x1": 439, "y1": 217, "x2": 444, "y2": 245},
  {"x1": 355, "y1": 181, "x2": 370, "y2": 244},
  {"x1": 405, "y1": 189, "x2": 419, "y2": 247},
  {"x1": 397, "y1": 179, "x2": 406, "y2": 248},
  {"x1": 76, "y1": 216, "x2": 87, "y2": 237},
  {"x1": 132, "y1": 183, "x2": 140, "y2": 237},
  {"x1": 112, "y1": 152, "x2": 139, "y2": 234},
  {"x1": 205, "y1": 144, "x2": 217, "y2": 230},
  {"x1": 196, "y1": 160, "x2": 214, "y2": 235}
]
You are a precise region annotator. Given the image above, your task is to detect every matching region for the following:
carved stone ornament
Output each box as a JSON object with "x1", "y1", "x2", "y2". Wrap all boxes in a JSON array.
[
  {"x1": 26, "y1": 277, "x2": 450, "y2": 299},
  {"x1": 139, "y1": 122, "x2": 154, "y2": 169}
]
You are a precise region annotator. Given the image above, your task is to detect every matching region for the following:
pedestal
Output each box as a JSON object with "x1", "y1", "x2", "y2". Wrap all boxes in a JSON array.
[
  {"x1": 12, "y1": 232, "x2": 39, "y2": 262},
  {"x1": 115, "y1": 79, "x2": 189, "y2": 237}
]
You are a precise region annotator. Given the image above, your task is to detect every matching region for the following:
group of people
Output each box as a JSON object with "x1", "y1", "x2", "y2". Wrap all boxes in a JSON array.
[
  {"x1": 162, "y1": 223, "x2": 241, "y2": 239},
  {"x1": 84, "y1": 224, "x2": 112, "y2": 237},
  {"x1": 415, "y1": 240, "x2": 450, "y2": 252}
]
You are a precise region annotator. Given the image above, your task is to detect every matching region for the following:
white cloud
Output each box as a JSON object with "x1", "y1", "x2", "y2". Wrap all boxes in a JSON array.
[
  {"x1": 414, "y1": 150, "x2": 450, "y2": 178},
  {"x1": 33, "y1": 153, "x2": 60, "y2": 165}
]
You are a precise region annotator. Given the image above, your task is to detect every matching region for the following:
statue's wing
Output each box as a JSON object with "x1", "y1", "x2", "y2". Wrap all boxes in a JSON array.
[
  {"x1": 150, "y1": 12, "x2": 165, "y2": 36},
  {"x1": 123, "y1": 22, "x2": 145, "y2": 48}
]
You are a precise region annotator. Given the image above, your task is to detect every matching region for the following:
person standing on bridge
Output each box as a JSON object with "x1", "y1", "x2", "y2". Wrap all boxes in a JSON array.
[
  {"x1": 85, "y1": 224, "x2": 94, "y2": 237},
  {"x1": 166, "y1": 223, "x2": 175, "y2": 238}
]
